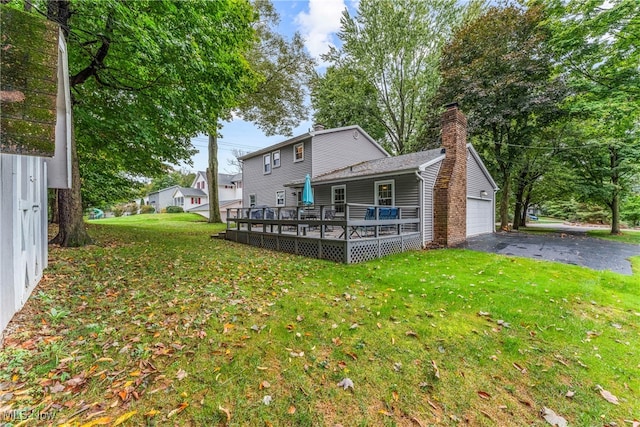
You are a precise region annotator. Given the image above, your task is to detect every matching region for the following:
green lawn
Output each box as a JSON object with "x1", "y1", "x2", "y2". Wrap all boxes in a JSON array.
[
  {"x1": 587, "y1": 229, "x2": 640, "y2": 245},
  {"x1": 2, "y1": 214, "x2": 638, "y2": 426}
]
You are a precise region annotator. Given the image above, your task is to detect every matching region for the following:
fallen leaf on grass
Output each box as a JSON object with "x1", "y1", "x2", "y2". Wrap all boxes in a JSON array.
[
  {"x1": 223, "y1": 323, "x2": 234, "y2": 334},
  {"x1": 513, "y1": 362, "x2": 527, "y2": 374},
  {"x1": 337, "y1": 378, "x2": 354, "y2": 390},
  {"x1": 167, "y1": 402, "x2": 188, "y2": 418},
  {"x1": 259, "y1": 380, "x2": 271, "y2": 389},
  {"x1": 176, "y1": 369, "x2": 187, "y2": 380},
  {"x1": 541, "y1": 407, "x2": 567, "y2": 427},
  {"x1": 597, "y1": 385, "x2": 619, "y2": 405},
  {"x1": 113, "y1": 410, "x2": 137, "y2": 426},
  {"x1": 406, "y1": 331, "x2": 418, "y2": 338},
  {"x1": 565, "y1": 390, "x2": 575, "y2": 398},
  {"x1": 392, "y1": 391, "x2": 399, "y2": 401},
  {"x1": 218, "y1": 406, "x2": 231, "y2": 423},
  {"x1": 287, "y1": 405, "x2": 296, "y2": 414},
  {"x1": 262, "y1": 395, "x2": 272, "y2": 405},
  {"x1": 477, "y1": 391, "x2": 491, "y2": 399},
  {"x1": 79, "y1": 417, "x2": 112, "y2": 427},
  {"x1": 431, "y1": 360, "x2": 440, "y2": 379},
  {"x1": 378, "y1": 409, "x2": 393, "y2": 416}
]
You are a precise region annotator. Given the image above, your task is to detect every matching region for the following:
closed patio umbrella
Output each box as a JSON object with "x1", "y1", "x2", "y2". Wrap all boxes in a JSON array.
[{"x1": 302, "y1": 174, "x2": 314, "y2": 206}]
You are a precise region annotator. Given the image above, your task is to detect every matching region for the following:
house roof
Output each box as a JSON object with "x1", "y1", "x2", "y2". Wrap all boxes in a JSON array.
[
  {"x1": 238, "y1": 125, "x2": 388, "y2": 161},
  {"x1": 193, "y1": 172, "x2": 242, "y2": 186},
  {"x1": 148, "y1": 185, "x2": 180, "y2": 196},
  {"x1": 286, "y1": 148, "x2": 445, "y2": 186},
  {"x1": 174, "y1": 187, "x2": 207, "y2": 197}
]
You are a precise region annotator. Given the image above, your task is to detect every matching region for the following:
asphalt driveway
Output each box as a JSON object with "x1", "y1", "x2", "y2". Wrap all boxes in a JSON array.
[{"x1": 461, "y1": 225, "x2": 640, "y2": 275}]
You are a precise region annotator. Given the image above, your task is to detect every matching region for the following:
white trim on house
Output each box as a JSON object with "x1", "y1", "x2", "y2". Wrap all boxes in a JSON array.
[
  {"x1": 263, "y1": 153, "x2": 272, "y2": 174},
  {"x1": 374, "y1": 179, "x2": 395, "y2": 206},
  {"x1": 418, "y1": 154, "x2": 446, "y2": 171},
  {"x1": 331, "y1": 184, "x2": 346, "y2": 215},
  {"x1": 275, "y1": 190, "x2": 285, "y2": 206},
  {"x1": 272, "y1": 150, "x2": 281, "y2": 168},
  {"x1": 293, "y1": 142, "x2": 304, "y2": 162}
]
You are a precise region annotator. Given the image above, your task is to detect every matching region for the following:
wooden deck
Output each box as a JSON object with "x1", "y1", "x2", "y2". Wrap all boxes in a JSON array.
[{"x1": 225, "y1": 205, "x2": 423, "y2": 263}]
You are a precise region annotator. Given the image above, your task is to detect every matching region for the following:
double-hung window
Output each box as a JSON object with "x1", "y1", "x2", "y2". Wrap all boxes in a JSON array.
[
  {"x1": 273, "y1": 150, "x2": 281, "y2": 168},
  {"x1": 293, "y1": 143, "x2": 304, "y2": 162},
  {"x1": 331, "y1": 185, "x2": 346, "y2": 214},
  {"x1": 263, "y1": 154, "x2": 271, "y2": 174},
  {"x1": 249, "y1": 194, "x2": 256, "y2": 207},
  {"x1": 375, "y1": 180, "x2": 394, "y2": 206},
  {"x1": 275, "y1": 190, "x2": 285, "y2": 207}
]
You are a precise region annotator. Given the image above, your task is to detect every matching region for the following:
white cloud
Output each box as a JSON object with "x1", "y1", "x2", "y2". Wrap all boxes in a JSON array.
[{"x1": 296, "y1": 0, "x2": 347, "y2": 64}]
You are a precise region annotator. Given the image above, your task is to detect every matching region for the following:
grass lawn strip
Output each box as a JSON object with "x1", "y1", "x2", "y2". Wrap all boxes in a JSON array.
[{"x1": 0, "y1": 214, "x2": 638, "y2": 426}]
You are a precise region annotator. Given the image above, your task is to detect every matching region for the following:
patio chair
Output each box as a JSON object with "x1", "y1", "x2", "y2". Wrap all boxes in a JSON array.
[
  {"x1": 323, "y1": 209, "x2": 335, "y2": 232},
  {"x1": 349, "y1": 207, "x2": 376, "y2": 238}
]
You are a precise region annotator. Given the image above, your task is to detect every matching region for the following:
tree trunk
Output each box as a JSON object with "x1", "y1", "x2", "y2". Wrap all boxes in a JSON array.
[
  {"x1": 609, "y1": 146, "x2": 621, "y2": 235},
  {"x1": 499, "y1": 171, "x2": 511, "y2": 230},
  {"x1": 49, "y1": 189, "x2": 59, "y2": 223},
  {"x1": 50, "y1": 118, "x2": 92, "y2": 246},
  {"x1": 207, "y1": 127, "x2": 222, "y2": 223},
  {"x1": 48, "y1": 0, "x2": 91, "y2": 246}
]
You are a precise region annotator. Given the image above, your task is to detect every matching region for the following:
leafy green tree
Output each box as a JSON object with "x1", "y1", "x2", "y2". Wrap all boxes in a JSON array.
[
  {"x1": 543, "y1": 0, "x2": 640, "y2": 234},
  {"x1": 436, "y1": 4, "x2": 567, "y2": 229},
  {"x1": 43, "y1": 0, "x2": 257, "y2": 246},
  {"x1": 310, "y1": 65, "x2": 386, "y2": 141},
  {"x1": 206, "y1": 0, "x2": 315, "y2": 223},
  {"x1": 324, "y1": 0, "x2": 480, "y2": 154}
]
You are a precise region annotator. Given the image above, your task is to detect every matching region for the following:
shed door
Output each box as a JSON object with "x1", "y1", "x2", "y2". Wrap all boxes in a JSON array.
[{"x1": 466, "y1": 198, "x2": 493, "y2": 236}]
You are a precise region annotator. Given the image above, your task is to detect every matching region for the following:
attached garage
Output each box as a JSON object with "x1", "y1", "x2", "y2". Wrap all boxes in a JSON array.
[{"x1": 467, "y1": 197, "x2": 494, "y2": 236}]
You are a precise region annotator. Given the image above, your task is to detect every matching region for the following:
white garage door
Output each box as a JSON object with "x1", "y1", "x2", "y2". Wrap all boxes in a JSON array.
[{"x1": 467, "y1": 198, "x2": 493, "y2": 236}]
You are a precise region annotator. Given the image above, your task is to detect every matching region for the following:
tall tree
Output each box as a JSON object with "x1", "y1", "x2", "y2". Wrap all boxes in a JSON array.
[
  {"x1": 310, "y1": 65, "x2": 386, "y2": 141},
  {"x1": 543, "y1": 0, "x2": 640, "y2": 234},
  {"x1": 435, "y1": 4, "x2": 566, "y2": 229},
  {"x1": 323, "y1": 0, "x2": 480, "y2": 154},
  {"x1": 43, "y1": 0, "x2": 257, "y2": 245},
  {"x1": 207, "y1": 0, "x2": 315, "y2": 223}
]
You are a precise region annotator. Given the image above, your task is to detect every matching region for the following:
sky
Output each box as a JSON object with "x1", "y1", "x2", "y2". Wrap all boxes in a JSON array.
[{"x1": 184, "y1": 0, "x2": 357, "y2": 174}]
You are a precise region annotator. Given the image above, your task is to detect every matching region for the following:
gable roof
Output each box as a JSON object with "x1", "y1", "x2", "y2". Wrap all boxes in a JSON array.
[
  {"x1": 148, "y1": 185, "x2": 180, "y2": 196},
  {"x1": 192, "y1": 172, "x2": 242, "y2": 187},
  {"x1": 286, "y1": 148, "x2": 444, "y2": 186},
  {"x1": 173, "y1": 187, "x2": 207, "y2": 198},
  {"x1": 238, "y1": 125, "x2": 388, "y2": 161},
  {"x1": 467, "y1": 144, "x2": 499, "y2": 190}
]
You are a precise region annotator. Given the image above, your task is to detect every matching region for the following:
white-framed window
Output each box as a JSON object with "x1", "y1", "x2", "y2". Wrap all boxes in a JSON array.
[
  {"x1": 273, "y1": 150, "x2": 281, "y2": 168},
  {"x1": 275, "y1": 190, "x2": 285, "y2": 206},
  {"x1": 293, "y1": 142, "x2": 304, "y2": 162},
  {"x1": 249, "y1": 194, "x2": 256, "y2": 207},
  {"x1": 331, "y1": 185, "x2": 346, "y2": 214},
  {"x1": 375, "y1": 180, "x2": 394, "y2": 206},
  {"x1": 263, "y1": 153, "x2": 271, "y2": 174},
  {"x1": 175, "y1": 197, "x2": 184, "y2": 207}
]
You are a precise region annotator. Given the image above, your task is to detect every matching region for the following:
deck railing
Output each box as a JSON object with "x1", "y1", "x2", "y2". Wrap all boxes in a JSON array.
[{"x1": 226, "y1": 203, "x2": 420, "y2": 240}]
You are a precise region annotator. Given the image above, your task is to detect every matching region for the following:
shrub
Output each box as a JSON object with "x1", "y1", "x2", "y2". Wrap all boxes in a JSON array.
[
  {"x1": 166, "y1": 206, "x2": 184, "y2": 213},
  {"x1": 112, "y1": 206, "x2": 124, "y2": 217},
  {"x1": 140, "y1": 204, "x2": 155, "y2": 214}
]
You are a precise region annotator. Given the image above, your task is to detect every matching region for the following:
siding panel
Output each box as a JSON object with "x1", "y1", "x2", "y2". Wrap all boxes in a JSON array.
[
  {"x1": 421, "y1": 162, "x2": 442, "y2": 244},
  {"x1": 311, "y1": 129, "x2": 387, "y2": 176},
  {"x1": 242, "y1": 138, "x2": 312, "y2": 207}
]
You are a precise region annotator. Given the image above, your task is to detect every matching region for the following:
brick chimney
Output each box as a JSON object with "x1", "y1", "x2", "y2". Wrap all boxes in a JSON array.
[{"x1": 433, "y1": 103, "x2": 467, "y2": 247}]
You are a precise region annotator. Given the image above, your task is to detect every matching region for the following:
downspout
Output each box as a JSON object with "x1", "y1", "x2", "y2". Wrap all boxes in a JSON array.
[{"x1": 415, "y1": 170, "x2": 425, "y2": 248}]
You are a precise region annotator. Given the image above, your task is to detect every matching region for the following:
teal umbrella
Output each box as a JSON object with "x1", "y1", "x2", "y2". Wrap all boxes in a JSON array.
[{"x1": 302, "y1": 174, "x2": 314, "y2": 206}]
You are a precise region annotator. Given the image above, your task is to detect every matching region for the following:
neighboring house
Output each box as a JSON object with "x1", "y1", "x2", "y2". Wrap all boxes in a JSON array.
[
  {"x1": 235, "y1": 104, "x2": 497, "y2": 253},
  {"x1": 148, "y1": 185, "x2": 180, "y2": 212},
  {"x1": 147, "y1": 172, "x2": 242, "y2": 220},
  {"x1": 1, "y1": 11, "x2": 72, "y2": 335},
  {"x1": 239, "y1": 124, "x2": 389, "y2": 209}
]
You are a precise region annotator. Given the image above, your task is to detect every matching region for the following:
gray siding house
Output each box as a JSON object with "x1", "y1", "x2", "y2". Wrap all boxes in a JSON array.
[
  {"x1": 230, "y1": 105, "x2": 498, "y2": 262},
  {"x1": 239, "y1": 125, "x2": 389, "y2": 208}
]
